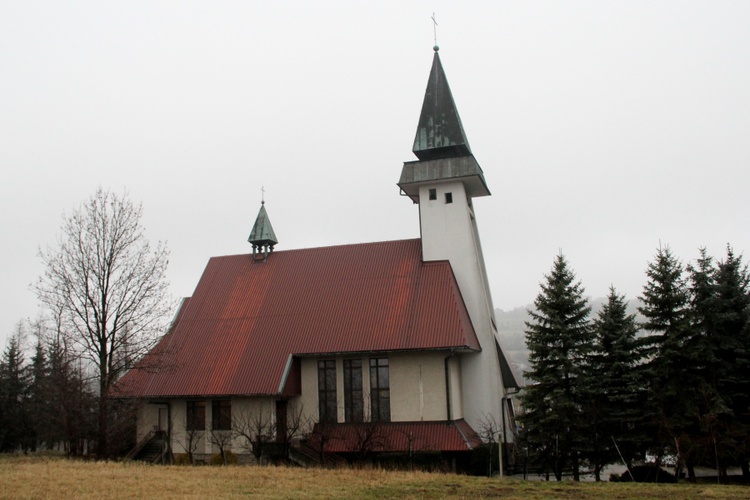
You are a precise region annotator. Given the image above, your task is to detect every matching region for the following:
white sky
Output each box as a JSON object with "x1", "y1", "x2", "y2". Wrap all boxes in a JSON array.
[{"x1": 2, "y1": 1, "x2": 749, "y2": 349}]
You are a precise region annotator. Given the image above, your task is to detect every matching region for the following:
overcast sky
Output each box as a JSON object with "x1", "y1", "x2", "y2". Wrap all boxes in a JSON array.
[{"x1": 2, "y1": 1, "x2": 749, "y2": 349}]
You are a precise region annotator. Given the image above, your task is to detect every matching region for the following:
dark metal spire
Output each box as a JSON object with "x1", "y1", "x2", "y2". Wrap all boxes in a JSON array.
[{"x1": 412, "y1": 47, "x2": 472, "y2": 161}]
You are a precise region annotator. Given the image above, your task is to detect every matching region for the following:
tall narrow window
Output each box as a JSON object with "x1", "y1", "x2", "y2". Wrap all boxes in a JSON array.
[
  {"x1": 428, "y1": 188, "x2": 437, "y2": 200},
  {"x1": 445, "y1": 192, "x2": 453, "y2": 204},
  {"x1": 318, "y1": 360, "x2": 337, "y2": 423},
  {"x1": 186, "y1": 400, "x2": 206, "y2": 431},
  {"x1": 369, "y1": 358, "x2": 390, "y2": 422},
  {"x1": 211, "y1": 400, "x2": 231, "y2": 430},
  {"x1": 343, "y1": 359, "x2": 363, "y2": 423}
]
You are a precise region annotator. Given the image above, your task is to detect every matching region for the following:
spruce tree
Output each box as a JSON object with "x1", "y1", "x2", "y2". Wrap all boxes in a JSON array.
[
  {"x1": 686, "y1": 248, "x2": 724, "y2": 479},
  {"x1": 587, "y1": 287, "x2": 646, "y2": 480},
  {"x1": 521, "y1": 254, "x2": 593, "y2": 481},
  {"x1": 0, "y1": 328, "x2": 30, "y2": 452},
  {"x1": 639, "y1": 246, "x2": 693, "y2": 474},
  {"x1": 686, "y1": 246, "x2": 750, "y2": 480},
  {"x1": 712, "y1": 247, "x2": 750, "y2": 479}
]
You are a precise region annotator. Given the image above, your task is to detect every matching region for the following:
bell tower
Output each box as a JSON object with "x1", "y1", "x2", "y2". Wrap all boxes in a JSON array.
[
  {"x1": 248, "y1": 200, "x2": 278, "y2": 261},
  {"x1": 398, "y1": 47, "x2": 515, "y2": 434}
]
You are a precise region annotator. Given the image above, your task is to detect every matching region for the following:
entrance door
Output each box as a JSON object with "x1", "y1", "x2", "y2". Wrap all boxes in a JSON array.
[
  {"x1": 276, "y1": 400, "x2": 288, "y2": 443},
  {"x1": 158, "y1": 407, "x2": 167, "y2": 432}
]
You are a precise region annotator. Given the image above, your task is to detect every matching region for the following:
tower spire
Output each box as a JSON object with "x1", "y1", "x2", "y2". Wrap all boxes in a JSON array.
[{"x1": 412, "y1": 48, "x2": 472, "y2": 161}]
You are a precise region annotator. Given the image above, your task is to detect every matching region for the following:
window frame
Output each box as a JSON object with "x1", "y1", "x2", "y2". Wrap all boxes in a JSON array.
[
  {"x1": 369, "y1": 357, "x2": 390, "y2": 423},
  {"x1": 343, "y1": 358, "x2": 364, "y2": 423},
  {"x1": 186, "y1": 400, "x2": 206, "y2": 431},
  {"x1": 211, "y1": 399, "x2": 232, "y2": 431},
  {"x1": 318, "y1": 359, "x2": 337, "y2": 423}
]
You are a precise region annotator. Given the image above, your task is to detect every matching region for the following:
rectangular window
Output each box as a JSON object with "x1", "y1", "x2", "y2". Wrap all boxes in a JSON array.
[
  {"x1": 343, "y1": 359, "x2": 363, "y2": 423},
  {"x1": 318, "y1": 360, "x2": 337, "y2": 423},
  {"x1": 211, "y1": 400, "x2": 232, "y2": 431},
  {"x1": 445, "y1": 192, "x2": 453, "y2": 204},
  {"x1": 428, "y1": 188, "x2": 437, "y2": 200},
  {"x1": 369, "y1": 358, "x2": 390, "y2": 422},
  {"x1": 186, "y1": 400, "x2": 206, "y2": 431}
]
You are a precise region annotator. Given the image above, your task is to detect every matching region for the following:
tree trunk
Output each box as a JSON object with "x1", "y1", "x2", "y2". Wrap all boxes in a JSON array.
[
  {"x1": 97, "y1": 365, "x2": 109, "y2": 458},
  {"x1": 686, "y1": 462, "x2": 696, "y2": 482}
]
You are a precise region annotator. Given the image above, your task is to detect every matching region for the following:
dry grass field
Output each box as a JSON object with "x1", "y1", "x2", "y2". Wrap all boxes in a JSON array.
[{"x1": 1, "y1": 455, "x2": 749, "y2": 499}]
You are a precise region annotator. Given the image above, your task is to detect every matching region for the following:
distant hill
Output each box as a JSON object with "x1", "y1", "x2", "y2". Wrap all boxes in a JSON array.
[{"x1": 495, "y1": 297, "x2": 644, "y2": 386}]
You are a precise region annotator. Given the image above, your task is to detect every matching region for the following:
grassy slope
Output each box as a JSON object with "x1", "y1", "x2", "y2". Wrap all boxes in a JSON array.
[{"x1": 1, "y1": 456, "x2": 749, "y2": 499}]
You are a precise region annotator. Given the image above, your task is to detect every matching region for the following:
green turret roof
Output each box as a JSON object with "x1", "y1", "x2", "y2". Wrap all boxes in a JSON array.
[
  {"x1": 412, "y1": 47, "x2": 472, "y2": 161},
  {"x1": 248, "y1": 202, "x2": 278, "y2": 249}
]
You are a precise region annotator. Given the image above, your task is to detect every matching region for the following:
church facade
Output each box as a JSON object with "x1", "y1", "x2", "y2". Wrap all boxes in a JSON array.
[{"x1": 116, "y1": 47, "x2": 519, "y2": 468}]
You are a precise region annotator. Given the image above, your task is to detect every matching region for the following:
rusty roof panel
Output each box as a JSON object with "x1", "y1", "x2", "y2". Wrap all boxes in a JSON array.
[
  {"x1": 317, "y1": 419, "x2": 484, "y2": 453},
  {"x1": 115, "y1": 239, "x2": 480, "y2": 398}
]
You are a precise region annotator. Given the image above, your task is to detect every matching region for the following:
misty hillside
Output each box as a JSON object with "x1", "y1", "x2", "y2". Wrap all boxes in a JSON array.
[{"x1": 495, "y1": 297, "x2": 644, "y2": 386}]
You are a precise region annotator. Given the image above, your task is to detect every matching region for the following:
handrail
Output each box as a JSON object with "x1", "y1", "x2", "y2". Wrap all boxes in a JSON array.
[{"x1": 126, "y1": 429, "x2": 157, "y2": 460}]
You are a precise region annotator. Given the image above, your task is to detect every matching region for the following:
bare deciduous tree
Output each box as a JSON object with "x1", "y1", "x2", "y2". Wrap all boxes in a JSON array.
[
  {"x1": 280, "y1": 402, "x2": 310, "y2": 448},
  {"x1": 234, "y1": 405, "x2": 274, "y2": 464},
  {"x1": 208, "y1": 428, "x2": 234, "y2": 465},
  {"x1": 178, "y1": 421, "x2": 202, "y2": 464},
  {"x1": 347, "y1": 420, "x2": 386, "y2": 461},
  {"x1": 35, "y1": 188, "x2": 171, "y2": 457}
]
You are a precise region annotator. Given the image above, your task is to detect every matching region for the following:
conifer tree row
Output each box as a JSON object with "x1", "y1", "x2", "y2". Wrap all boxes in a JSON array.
[
  {"x1": 521, "y1": 245, "x2": 750, "y2": 482},
  {"x1": 0, "y1": 320, "x2": 100, "y2": 454}
]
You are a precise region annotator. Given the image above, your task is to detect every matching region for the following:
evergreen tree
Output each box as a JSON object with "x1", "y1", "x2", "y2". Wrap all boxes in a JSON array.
[
  {"x1": 586, "y1": 287, "x2": 646, "y2": 480},
  {"x1": 43, "y1": 324, "x2": 97, "y2": 455},
  {"x1": 0, "y1": 326, "x2": 30, "y2": 452},
  {"x1": 686, "y1": 248, "x2": 724, "y2": 479},
  {"x1": 26, "y1": 339, "x2": 48, "y2": 451},
  {"x1": 520, "y1": 254, "x2": 593, "y2": 481},
  {"x1": 685, "y1": 246, "x2": 750, "y2": 480},
  {"x1": 639, "y1": 246, "x2": 694, "y2": 474},
  {"x1": 711, "y1": 247, "x2": 750, "y2": 479}
]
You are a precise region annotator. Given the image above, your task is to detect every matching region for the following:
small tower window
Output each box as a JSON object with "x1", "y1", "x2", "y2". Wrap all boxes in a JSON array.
[
  {"x1": 428, "y1": 188, "x2": 437, "y2": 200},
  {"x1": 445, "y1": 192, "x2": 453, "y2": 204}
]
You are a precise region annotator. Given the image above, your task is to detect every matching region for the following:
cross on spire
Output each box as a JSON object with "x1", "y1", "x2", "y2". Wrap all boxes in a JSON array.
[{"x1": 431, "y1": 13, "x2": 438, "y2": 48}]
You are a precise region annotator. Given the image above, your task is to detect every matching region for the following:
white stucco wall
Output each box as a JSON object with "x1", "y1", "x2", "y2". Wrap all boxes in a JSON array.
[
  {"x1": 446, "y1": 354, "x2": 464, "y2": 420},
  {"x1": 389, "y1": 351, "x2": 448, "y2": 421}
]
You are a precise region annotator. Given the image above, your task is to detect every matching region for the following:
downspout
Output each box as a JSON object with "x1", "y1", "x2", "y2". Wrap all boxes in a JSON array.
[
  {"x1": 444, "y1": 351, "x2": 454, "y2": 421},
  {"x1": 167, "y1": 401, "x2": 173, "y2": 464},
  {"x1": 500, "y1": 395, "x2": 507, "y2": 478},
  {"x1": 501, "y1": 395, "x2": 507, "y2": 451}
]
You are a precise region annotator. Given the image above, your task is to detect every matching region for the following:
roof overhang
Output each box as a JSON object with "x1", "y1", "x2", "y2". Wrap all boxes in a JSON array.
[{"x1": 398, "y1": 155, "x2": 490, "y2": 203}]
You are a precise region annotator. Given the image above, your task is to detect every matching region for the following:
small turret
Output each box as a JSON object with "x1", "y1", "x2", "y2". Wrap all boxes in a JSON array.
[{"x1": 248, "y1": 201, "x2": 277, "y2": 261}]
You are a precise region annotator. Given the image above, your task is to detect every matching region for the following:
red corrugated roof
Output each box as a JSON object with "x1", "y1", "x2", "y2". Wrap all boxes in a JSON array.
[
  {"x1": 311, "y1": 419, "x2": 484, "y2": 453},
  {"x1": 115, "y1": 239, "x2": 479, "y2": 398}
]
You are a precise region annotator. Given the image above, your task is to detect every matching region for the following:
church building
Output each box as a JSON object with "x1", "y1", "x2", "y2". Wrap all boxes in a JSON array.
[{"x1": 116, "y1": 46, "x2": 519, "y2": 469}]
